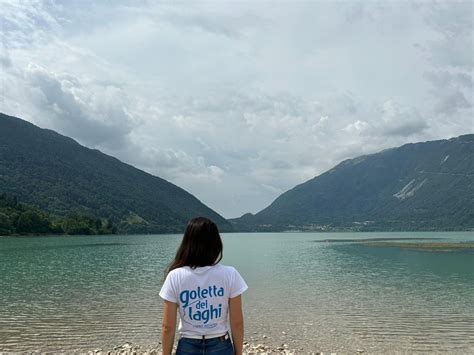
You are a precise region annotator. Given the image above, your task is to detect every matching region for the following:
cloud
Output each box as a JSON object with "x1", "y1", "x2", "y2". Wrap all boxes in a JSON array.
[
  {"x1": 424, "y1": 70, "x2": 473, "y2": 89},
  {"x1": 344, "y1": 120, "x2": 369, "y2": 134},
  {"x1": 343, "y1": 99, "x2": 428, "y2": 138},
  {"x1": 127, "y1": 145, "x2": 225, "y2": 184},
  {"x1": 422, "y1": 1, "x2": 473, "y2": 69},
  {"x1": 376, "y1": 100, "x2": 428, "y2": 137},
  {"x1": 418, "y1": 1, "x2": 473, "y2": 120},
  {"x1": 1, "y1": 0, "x2": 472, "y2": 218},
  {"x1": 0, "y1": 48, "x2": 12, "y2": 68},
  {"x1": 423, "y1": 70, "x2": 473, "y2": 115},
  {"x1": 9, "y1": 64, "x2": 136, "y2": 150}
]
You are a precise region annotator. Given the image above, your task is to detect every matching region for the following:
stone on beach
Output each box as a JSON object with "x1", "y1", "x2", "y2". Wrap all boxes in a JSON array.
[{"x1": 92, "y1": 341, "x2": 323, "y2": 354}]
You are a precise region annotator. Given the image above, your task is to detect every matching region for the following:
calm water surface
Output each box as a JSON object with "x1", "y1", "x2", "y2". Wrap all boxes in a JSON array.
[{"x1": 0, "y1": 232, "x2": 473, "y2": 353}]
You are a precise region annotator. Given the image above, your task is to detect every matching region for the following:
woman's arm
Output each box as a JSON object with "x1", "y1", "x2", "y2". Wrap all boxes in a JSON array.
[
  {"x1": 162, "y1": 300, "x2": 178, "y2": 355},
  {"x1": 229, "y1": 295, "x2": 244, "y2": 355}
]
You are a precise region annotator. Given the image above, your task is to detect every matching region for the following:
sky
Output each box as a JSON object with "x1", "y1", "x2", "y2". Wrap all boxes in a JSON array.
[{"x1": 1, "y1": 0, "x2": 473, "y2": 218}]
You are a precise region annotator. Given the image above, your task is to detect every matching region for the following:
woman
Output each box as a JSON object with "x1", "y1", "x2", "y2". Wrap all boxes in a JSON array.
[{"x1": 160, "y1": 217, "x2": 248, "y2": 355}]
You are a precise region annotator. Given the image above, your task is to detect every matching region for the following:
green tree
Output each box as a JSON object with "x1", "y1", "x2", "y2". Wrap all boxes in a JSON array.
[
  {"x1": 16, "y1": 210, "x2": 53, "y2": 234},
  {"x1": 0, "y1": 212, "x2": 12, "y2": 234}
]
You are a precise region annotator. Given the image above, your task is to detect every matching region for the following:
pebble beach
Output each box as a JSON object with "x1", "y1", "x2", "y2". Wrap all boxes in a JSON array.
[
  {"x1": 86, "y1": 342, "x2": 330, "y2": 355},
  {"x1": 86, "y1": 341, "x2": 368, "y2": 355}
]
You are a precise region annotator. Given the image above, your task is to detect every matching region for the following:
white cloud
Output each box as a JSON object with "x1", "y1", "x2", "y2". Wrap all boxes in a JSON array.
[
  {"x1": 344, "y1": 120, "x2": 369, "y2": 134},
  {"x1": 0, "y1": 0, "x2": 472, "y2": 218},
  {"x1": 377, "y1": 100, "x2": 428, "y2": 137}
]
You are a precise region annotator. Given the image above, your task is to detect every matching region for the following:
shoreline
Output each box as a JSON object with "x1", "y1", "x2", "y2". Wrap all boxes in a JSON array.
[
  {"x1": 84, "y1": 341, "x2": 346, "y2": 355},
  {"x1": 2, "y1": 229, "x2": 473, "y2": 238}
]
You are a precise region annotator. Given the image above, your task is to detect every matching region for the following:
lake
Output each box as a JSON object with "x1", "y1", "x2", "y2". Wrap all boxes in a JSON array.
[{"x1": 0, "y1": 232, "x2": 473, "y2": 353}]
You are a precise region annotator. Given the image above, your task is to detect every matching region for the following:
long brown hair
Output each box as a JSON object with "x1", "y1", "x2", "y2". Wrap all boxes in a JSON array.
[{"x1": 165, "y1": 217, "x2": 223, "y2": 276}]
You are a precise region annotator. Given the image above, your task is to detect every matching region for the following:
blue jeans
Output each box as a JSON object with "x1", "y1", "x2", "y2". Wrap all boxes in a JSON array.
[{"x1": 176, "y1": 335, "x2": 234, "y2": 355}]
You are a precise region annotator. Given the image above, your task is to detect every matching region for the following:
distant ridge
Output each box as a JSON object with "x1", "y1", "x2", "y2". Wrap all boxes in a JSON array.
[
  {"x1": 231, "y1": 134, "x2": 474, "y2": 231},
  {"x1": 0, "y1": 113, "x2": 231, "y2": 233}
]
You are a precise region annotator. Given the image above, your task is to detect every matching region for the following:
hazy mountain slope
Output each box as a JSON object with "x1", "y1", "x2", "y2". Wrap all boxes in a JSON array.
[
  {"x1": 231, "y1": 135, "x2": 474, "y2": 231},
  {"x1": 0, "y1": 113, "x2": 231, "y2": 233}
]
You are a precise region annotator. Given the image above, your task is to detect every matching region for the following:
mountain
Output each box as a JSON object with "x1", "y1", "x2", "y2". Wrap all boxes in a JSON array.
[
  {"x1": 0, "y1": 113, "x2": 231, "y2": 233},
  {"x1": 231, "y1": 135, "x2": 474, "y2": 231}
]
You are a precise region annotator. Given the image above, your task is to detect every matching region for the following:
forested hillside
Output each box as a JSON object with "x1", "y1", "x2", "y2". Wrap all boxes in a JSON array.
[
  {"x1": 0, "y1": 194, "x2": 116, "y2": 235},
  {"x1": 231, "y1": 134, "x2": 474, "y2": 231},
  {"x1": 0, "y1": 113, "x2": 231, "y2": 234}
]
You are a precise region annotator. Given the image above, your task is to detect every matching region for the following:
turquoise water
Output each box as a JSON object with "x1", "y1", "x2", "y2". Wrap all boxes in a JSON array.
[{"x1": 0, "y1": 232, "x2": 473, "y2": 353}]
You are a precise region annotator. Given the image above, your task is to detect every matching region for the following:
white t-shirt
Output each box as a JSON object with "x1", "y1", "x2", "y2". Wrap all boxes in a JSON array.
[{"x1": 159, "y1": 263, "x2": 248, "y2": 337}]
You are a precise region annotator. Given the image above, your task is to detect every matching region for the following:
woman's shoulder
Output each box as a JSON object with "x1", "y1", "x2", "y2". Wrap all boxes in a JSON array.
[
  {"x1": 167, "y1": 264, "x2": 240, "y2": 276},
  {"x1": 214, "y1": 263, "x2": 240, "y2": 275},
  {"x1": 166, "y1": 266, "x2": 191, "y2": 278}
]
